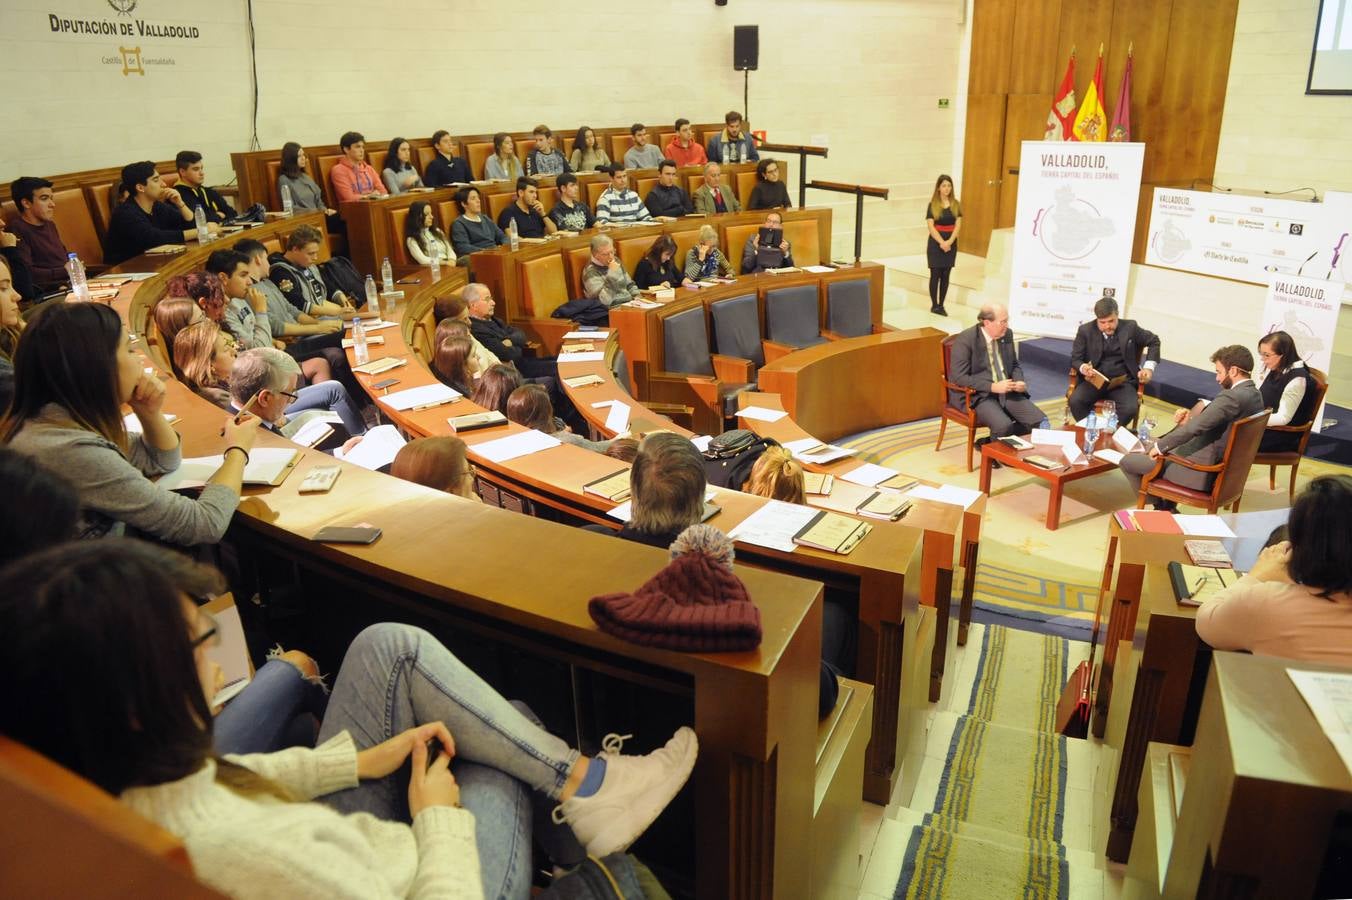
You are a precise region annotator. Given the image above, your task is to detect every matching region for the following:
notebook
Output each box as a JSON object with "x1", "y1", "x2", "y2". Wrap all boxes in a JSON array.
[
  {"x1": 855, "y1": 492, "x2": 912, "y2": 521},
  {"x1": 1167, "y1": 561, "x2": 1231, "y2": 607},
  {"x1": 158, "y1": 447, "x2": 300, "y2": 490},
  {"x1": 803, "y1": 472, "x2": 834, "y2": 495},
  {"x1": 792, "y1": 511, "x2": 872, "y2": 554},
  {"x1": 582, "y1": 469, "x2": 632, "y2": 502},
  {"x1": 447, "y1": 410, "x2": 507, "y2": 432}
]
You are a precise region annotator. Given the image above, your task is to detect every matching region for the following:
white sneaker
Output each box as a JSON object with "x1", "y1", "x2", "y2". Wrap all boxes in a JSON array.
[{"x1": 552, "y1": 727, "x2": 698, "y2": 857}]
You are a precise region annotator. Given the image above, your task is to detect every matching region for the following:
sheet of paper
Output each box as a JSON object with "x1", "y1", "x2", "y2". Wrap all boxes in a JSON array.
[
  {"x1": 341, "y1": 335, "x2": 385, "y2": 349},
  {"x1": 474, "y1": 429, "x2": 562, "y2": 463},
  {"x1": 206, "y1": 603, "x2": 252, "y2": 707},
  {"x1": 345, "y1": 319, "x2": 398, "y2": 333},
  {"x1": 727, "y1": 500, "x2": 820, "y2": 553},
  {"x1": 904, "y1": 483, "x2": 983, "y2": 510},
  {"x1": 1175, "y1": 515, "x2": 1237, "y2": 538},
  {"x1": 1093, "y1": 448, "x2": 1125, "y2": 465},
  {"x1": 563, "y1": 330, "x2": 610, "y2": 339},
  {"x1": 802, "y1": 265, "x2": 835, "y2": 273},
  {"x1": 796, "y1": 445, "x2": 855, "y2": 464},
  {"x1": 690, "y1": 435, "x2": 712, "y2": 452},
  {"x1": 378, "y1": 383, "x2": 461, "y2": 411},
  {"x1": 1030, "y1": 428, "x2": 1077, "y2": 448},
  {"x1": 1220, "y1": 507, "x2": 1291, "y2": 572},
  {"x1": 737, "y1": 406, "x2": 788, "y2": 423},
  {"x1": 1062, "y1": 443, "x2": 1087, "y2": 465},
  {"x1": 1287, "y1": 669, "x2": 1352, "y2": 778},
  {"x1": 339, "y1": 424, "x2": 407, "y2": 470},
  {"x1": 1112, "y1": 426, "x2": 1143, "y2": 454},
  {"x1": 841, "y1": 463, "x2": 898, "y2": 487},
  {"x1": 557, "y1": 351, "x2": 604, "y2": 362},
  {"x1": 123, "y1": 411, "x2": 179, "y2": 434},
  {"x1": 604, "y1": 401, "x2": 630, "y2": 433},
  {"x1": 607, "y1": 488, "x2": 716, "y2": 522},
  {"x1": 783, "y1": 437, "x2": 824, "y2": 454}
]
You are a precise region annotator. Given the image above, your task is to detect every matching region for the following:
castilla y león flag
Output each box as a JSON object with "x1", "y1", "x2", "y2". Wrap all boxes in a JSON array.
[
  {"x1": 1072, "y1": 52, "x2": 1107, "y2": 142},
  {"x1": 1044, "y1": 54, "x2": 1077, "y2": 141},
  {"x1": 1108, "y1": 52, "x2": 1133, "y2": 141}
]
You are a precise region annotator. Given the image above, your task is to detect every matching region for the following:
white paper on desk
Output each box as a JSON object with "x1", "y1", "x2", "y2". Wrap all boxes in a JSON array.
[
  {"x1": 123, "y1": 411, "x2": 179, "y2": 434},
  {"x1": 1093, "y1": 448, "x2": 1125, "y2": 465},
  {"x1": 904, "y1": 483, "x2": 983, "y2": 510},
  {"x1": 379, "y1": 383, "x2": 461, "y2": 411},
  {"x1": 474, "y1": 429, "x2": 562, "y2": 463},
  {"x1": 207, "y1": 603, "x2": 252, "y2": 707},
  {"x1": 738, "y1": 406, "x2": 788, "y2": 423},
  {"x1": 1062, "y1": 443, "x2": 1087, "y2": 466},
  {"x1": 604, "y1": 402, "x2": 630, "y2": 433},
  {"x1": 802, "y1": 265, "x2": 835, "y2": 274},
  {"x1": 345, "y1": 319, "x2": 398, "y2": 332},
  {"x1": 1220, "y1": 507, "x2": 1291, "y2": 573},
  {"x1": 841, "y1": 463, "x2": 897, "y2": 487},
  {"x1": 1031, "y1": 428, "x2": 1077, "y2": 448},
  {"x1": 341, "y1": 335, "x2": 385, "y2": 349},
  {"x1": 112, "y1": 272, "x2": 157, "y2": 281},
  {"x1": 607, "y1": 487, "x2": 716, "y2": 522},
  {"x1": 1175, "y1": 515, "x2": 1236, "y2": 538},
  {"x1": 558, "y1": 351, "x2": 605, "y2": 362},
  {"x1": 563, "y1": 330, "x2": 610, "y2": 340},
  {"x1": 691, "y1": 435, "x2": 712, "y2": 452},
  {"x1": 796, "y1": 444, "x2": 855, "y2": 464},
  {"x1": 157, "y1": 448, "x2": 298, "y2": 491},
  {"x1": 1287, "y1": 669, "x2": 1352, "y2": 778},
  {"x1": 727, "y1": 500, "x2": 819, "y2": 553},
  {"x1": 1112, "y1": 426, "x2": 1143, "y2": 453},
  {"x1": 338, "y1": 424, "x2": 406, "y2": 470}
]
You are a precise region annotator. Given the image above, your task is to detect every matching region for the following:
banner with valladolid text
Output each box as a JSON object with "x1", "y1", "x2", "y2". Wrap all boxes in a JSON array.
[
  {"x1": 1259, "y1": 273, "x2": 1340, "y2": 431},
  {"x1": 1008, "y1": 141, "x2": 1145, "y2": 339}
]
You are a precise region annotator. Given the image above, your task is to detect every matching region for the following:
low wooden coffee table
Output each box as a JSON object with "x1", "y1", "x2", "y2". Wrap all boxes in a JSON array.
[{"x1": 978, "y1": 431, "x2": 1119, "y2": 530}]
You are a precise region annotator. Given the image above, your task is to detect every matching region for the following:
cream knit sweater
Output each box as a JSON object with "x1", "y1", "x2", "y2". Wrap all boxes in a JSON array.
[{"x1": 120, "y1": 731, "x2": 482, "y2": 899}]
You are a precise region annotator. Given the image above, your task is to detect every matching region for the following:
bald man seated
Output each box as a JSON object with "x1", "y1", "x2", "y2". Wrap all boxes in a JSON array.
[{"x1": 948, "y1": 304, "x2": 1045, "y2": 439}]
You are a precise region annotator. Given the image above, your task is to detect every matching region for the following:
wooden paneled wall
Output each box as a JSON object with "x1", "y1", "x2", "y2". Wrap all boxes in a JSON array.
[{"x1": 961, "y1": 0, "x2": 1240, "y2": 259}]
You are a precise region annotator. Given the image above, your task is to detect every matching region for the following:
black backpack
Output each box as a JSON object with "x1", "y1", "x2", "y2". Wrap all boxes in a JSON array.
[
  {"x1": 702, "y1": 429, "x2": 777, "y2": 489},
  {"x1": 319, "y1": 256, "x2": 368, "y2": 308}
]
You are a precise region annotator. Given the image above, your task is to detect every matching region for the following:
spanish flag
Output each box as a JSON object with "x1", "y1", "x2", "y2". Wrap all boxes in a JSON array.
[
  {"x1": 1072, "y1": 51, "x2": 1107, "y2": 142},
  {"x1": 1044, "y1": 53, "x2": 1077, "y2": 141}
]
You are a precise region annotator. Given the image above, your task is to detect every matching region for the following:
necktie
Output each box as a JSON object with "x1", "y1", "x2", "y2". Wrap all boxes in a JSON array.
[
  {"x1": 714, "y1": 188, "x2": 724, "y2": 211},
  {"x1": 988, "y1": 338, "x2": 1004, "y2": 383}
]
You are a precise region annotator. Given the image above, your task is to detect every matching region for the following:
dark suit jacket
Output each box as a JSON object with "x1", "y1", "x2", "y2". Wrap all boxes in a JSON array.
[
  {"x1": 1069, "y1": 319, "x2": 1160, "y2": 385},
  {"x1": 1158, "y1": 380, "x2": 1264, "y2": 466},
  {"x1": 949, "y1": 324, "x2": 1026, "y2": 408}
]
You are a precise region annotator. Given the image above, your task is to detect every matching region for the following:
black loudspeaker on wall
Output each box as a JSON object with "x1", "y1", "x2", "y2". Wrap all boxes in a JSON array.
[{"x1": 733, "y1": 25, "x2": 759, "y2": 71}]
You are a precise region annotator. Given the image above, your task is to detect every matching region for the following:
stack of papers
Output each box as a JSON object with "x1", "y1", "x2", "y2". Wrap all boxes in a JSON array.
[
  {"x1": 840, "y1": 463, "x2": 898, "y2": 488},
  {"x1": 474, "y1": 429, "x2": 561, "y2": 463},
  {"x1": 378, "y1": 383, "x2": 461, "y2": 411},
  {"x1": 346, "y1": 319, "x2": 398, "y2": 333},
  {"x1": 727, "y1": 500, "x2": 820, "y2": 553},
  {"x1": 1287, "y1": 669, "x2": 1352, "y2": 777},
  {"x1": 558, "y1": 351, "x2": 605, "y2": 362},
  {"x1": 783, "y1": 437, "x2": 856, "y2": 464},
  {"x1": 562, "y1": 330, "x2": 610, "y2": 340},
  {"x1": 336, "y1": 424, "x2": 406, "y2": 470}
]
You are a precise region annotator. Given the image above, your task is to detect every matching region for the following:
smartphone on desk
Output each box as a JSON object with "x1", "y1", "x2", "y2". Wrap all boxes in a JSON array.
[
  {"x1": 313, "y1": 525, "x2": 383, "y2": 544},
  {"x1": 396, "y1": 277, "x2": 422, "y2": 285},
  {"x1": 371, "y1": 377, "x2": 400, "y2": 390}
]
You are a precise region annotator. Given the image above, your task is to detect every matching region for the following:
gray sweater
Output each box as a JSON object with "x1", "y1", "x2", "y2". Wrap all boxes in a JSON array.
[
  {"x1": 277, "y1": 173, "x2": 326, "y2": 210},
  {"x1": 8, "y1": 404, "x2": 239, "y2": 545}
]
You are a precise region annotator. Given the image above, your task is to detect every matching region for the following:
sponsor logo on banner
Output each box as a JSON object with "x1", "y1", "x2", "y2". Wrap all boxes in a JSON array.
[{"x1": 45, "y1": 1, "x2": 206, "y2": 75}]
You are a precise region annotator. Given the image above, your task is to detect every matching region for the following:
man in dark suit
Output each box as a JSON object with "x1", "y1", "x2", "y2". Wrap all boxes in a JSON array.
[
  {"x1": 950, "y1": 303, "x2": 1045, "y2": 438},
  {"x1": 1120, "y1": 345, "x2": 1265, "y2": 507},
  {"x1": 1069, "y1": 296, "x2": 1161, "y2": 425}
]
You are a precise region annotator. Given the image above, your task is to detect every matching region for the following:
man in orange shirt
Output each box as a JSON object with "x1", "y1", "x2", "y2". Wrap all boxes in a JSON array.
[
  {"x1": 664, "y1": 118, "x2": 707, "y2": 168},
  {"x1": 330, "y1": 131, "x2": 388, "y2": 204}
]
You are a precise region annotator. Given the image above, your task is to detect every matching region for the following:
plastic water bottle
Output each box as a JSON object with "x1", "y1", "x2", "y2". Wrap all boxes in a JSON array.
[
  {"x1": 1083, "y1": 412, "x2": 1100, "y2": 457},
  {"x1": 65, "y1": 253, "x2": 90, "y2": 301},
  {"x1": 280, "y1": 183, "x2": 293, "y2": 218},
  {"x1": 508, "y1": 217, "x2": 520, "y2": 252},
  {"x1": 721, "y1": 143, "x2": 730, "y2": 164},
  {"x1": 381, "y1": 257, "x2": 394, "y2": 294},
  {"x1": 193, "y1": 205, "x2": 210, "y2": 242},
  {"x1": 351, "y1": 317, "x2": 369, "y2": 365},
  {"x1": 364, "y1": 274, "x2": 378, "y2": 313},
  {"x1": 429, "y1": 246, "x2": 442, "y2": 283}
]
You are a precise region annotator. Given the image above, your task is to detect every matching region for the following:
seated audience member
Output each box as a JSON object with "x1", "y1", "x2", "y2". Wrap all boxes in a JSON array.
[
  {"x1": 692, "y1": 162, "x2": 742, "y2": 215},
  {"x1": 205, "y1": 248, "x2": 272, "y2": 350},
  {"x1": 746, "y1": 158, "x2": 792, "y2": 210},
  {"x1": 230, "y1": 347, "x2": 366, "y2": 439},
  {"x1": 685, "y1": 225, "x2": 734, "y2": 280},
  {"x1": 1069, "y1": 296, "x2": 1160, "y2": 425},
  {"x1": 0, "y1": 256, "x2": 23, "y2": 366},
  {"x1": 330, "y1": 131, "x2": 388, "y2": 203},
  {"x1": 605, "y1": 437, "x2": 639, "y2": 463},
  {"x1": 165, "y1": 270, "x2": 228, "y2": 327},
  {"x1": 269, "y1": 224, "x2": 357, "y2": 317},
  {"x1": 506, "y1": 384, "x2": 615, "y2": 453},
  {"x1": 105, "y1": 161, "x2": 217, "y2": 264},
  {"x1": 278, "y1": 142, "x2": 336, "y2": 214},
  {"x1": 949, "y1": 303, "x2": 1044, "y2": 439},
  {"x1": 569, "y1": 125, "x2": 611, "y2": 173},
  {"x1": 623, "y1": 124, "x2": 665, "y2": 170},
  {"x1": 498, "y1": 177, "x2": 558, "y2": 238},
  {"x1": 526, "y1": 125, "x2": 570, "y2": 177},
  {"x1": 152, "y1": 295, "x2": 206, "y2": 357},
  {"x1": 423, "y1": 130, "x2": 473, "y2": 188},
  {"x1": 404, "y1": 200, "x2": 456, "y2": 266},
  {"x1": 1256, "y1": 330, "x2": 1319, "y2": 453},
  {"x1": 433, "y1": 294, "x2": 499, "y2": 372},
  {"x1": 706, "y1": 110, "x2": 760, "y2": 163},
  {"x1": 0, "y1": 540, "x2": 700, "y2": 897},
  {"x1": 6, "y1": 176, "x2": 70, "y2": 293},
  {"x1": 0, "y1": 217, "x2": 38, "y2": 304},
  {"x1": 174, "y1": 151, "x2": 238, "y2": 223},
  {"x1": 742, "y1": 446, "x2": 805, "y2": 502},
  {"x1": 2, "y1": 302, "x2": 259, "y2": 545},
  {"x1": 0, "y1": 447, "x2": 78, "y2": 567},
  {"x1": 450, "y1": 186, "x2": 508, "y2": 260},
  {"x1": 173, "y1": 320, "x2": 238, "y2": 409},
  {"x1": 645, "y1": 160, "x2": 694, "y2": 218},
  {"x1": 234, "y1": 238, "x2": 341, "y2": 385},
  {"x1": 741, "y1": 210, "x2": 795, "y2": 274},
  {"x1": 583, "y1": 234, "x2": 642, "y2": 306},
  {"x1": 1118, "y1": 345, "x2": 1265, "y2": 506},
  {"x1": 484, "y1": 132, "x2": 524, "y2": 182},
  {"x1": 432, "y1": 334, "x2": 480, "y2": 396},
  {"x1": 465, "y1": 282, "x2": 553, "y2": 380},
  {"x1": 471, "y1": 363, "x2": 525, "y2": 416},
  {"x1": 665, "y1": 118, "x2": 707, "y2": 167},
  {"x1": 1195, "y1": 475, "x2": 1352, "y2": 665},
  {"x1": 381, "y1": 137, "x2": 424, "y2": 195},
  {"x1": 634, "y1": 234, "x2": 692, "y2": 290},
  {"x1": 548, "y1": 173, "x2": 596, "y2": 232},
  {"x1": 595, "y1": 166, "x2": 653, "y2": 225},
  {"x1": 391, "y1": 436, "x2": 480, "y2": 501}
]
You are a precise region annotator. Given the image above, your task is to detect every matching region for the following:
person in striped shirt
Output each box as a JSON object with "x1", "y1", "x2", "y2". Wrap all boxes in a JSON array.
[{"x1": 594, "y1": 165, "x2": 653, "y2": 225}]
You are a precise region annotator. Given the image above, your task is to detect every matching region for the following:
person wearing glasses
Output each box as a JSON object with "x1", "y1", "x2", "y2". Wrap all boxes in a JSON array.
[
  {"x1": 1255, "y1": 330, "x2": 1318, "y2": 453},
  {"x1": 746, "y1": 159, "x2": 792, "y2": 210},
  {"x1": 228, "y1": 348, "x2": 367, "y2": 442}
]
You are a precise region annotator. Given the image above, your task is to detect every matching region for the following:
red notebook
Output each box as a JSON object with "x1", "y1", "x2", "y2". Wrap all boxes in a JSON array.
[{"x1": 1130, "y1": 510, "x2": 1183, "y2": 534}]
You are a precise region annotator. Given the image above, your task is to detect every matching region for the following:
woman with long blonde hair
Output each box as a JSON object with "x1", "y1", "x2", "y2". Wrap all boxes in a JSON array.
[
  {"x1": 173, "y1": 320, "x2": 236, "y2": 411},
  {"x1": 742, "y1": 446, "x2": 805, "y2": 503},
  {"x1": 924, "y1": 174, "x2": 962, "y2": 316}
]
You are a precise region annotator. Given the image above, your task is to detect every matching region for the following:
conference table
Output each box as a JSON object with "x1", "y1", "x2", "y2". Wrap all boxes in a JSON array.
[
  {"x1": 978, "y1": 428, "x2": 1119, "y2": 531},
  {"x1": 110, "y1": 214, "x2": 827, "y2": 899}
]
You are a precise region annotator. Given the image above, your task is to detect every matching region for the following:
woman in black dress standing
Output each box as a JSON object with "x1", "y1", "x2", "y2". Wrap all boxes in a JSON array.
[{"x1": 925, "y1": 174, "x2": 962, "y2": 316}]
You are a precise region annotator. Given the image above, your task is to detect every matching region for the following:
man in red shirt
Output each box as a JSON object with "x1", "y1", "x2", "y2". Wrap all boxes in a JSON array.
[
  {"x1": 330, "y1": 131, "x2": 388, "y2": 204},
  {"x1": 664, "y1": 118, "x2": 708, "y2": 168}
]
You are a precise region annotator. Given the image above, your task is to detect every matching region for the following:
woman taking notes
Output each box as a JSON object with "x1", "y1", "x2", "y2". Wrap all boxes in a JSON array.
[
  {"x1": 2, "y1": 302, "x2": 260, "y2": 546},
  {"x1": 925, "y1": 174, "x2": 962, "y2": 316}
]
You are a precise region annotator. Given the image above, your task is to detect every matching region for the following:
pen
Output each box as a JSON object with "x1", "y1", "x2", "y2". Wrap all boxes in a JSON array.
[{"x1": 221, "y1": 393, "x2": 259, "y2": 435}]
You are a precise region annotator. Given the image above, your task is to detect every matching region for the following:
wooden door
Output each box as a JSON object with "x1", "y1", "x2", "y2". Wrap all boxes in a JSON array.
[
  {"x1": 998, "y1": 93, "x2": 1054, "y2": 229},
  {"x1": 960, "y1": 94, "x2": 1007, "y2": 258}
]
